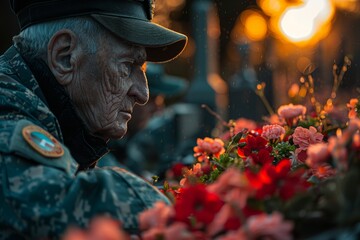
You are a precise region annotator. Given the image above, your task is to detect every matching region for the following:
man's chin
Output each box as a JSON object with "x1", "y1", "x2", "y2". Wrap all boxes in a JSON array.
[
  {"x1": 95, "y1": 125, "x2": 127, "y2": 140},
  {"x1": 110, "y1": 132, "x2": 126, "y2": 140}
]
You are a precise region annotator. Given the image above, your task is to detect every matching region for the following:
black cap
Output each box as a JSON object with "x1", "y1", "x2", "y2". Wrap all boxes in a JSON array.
[{"x1": 10, "y1": 0, "x2": 188, "y2": 62}]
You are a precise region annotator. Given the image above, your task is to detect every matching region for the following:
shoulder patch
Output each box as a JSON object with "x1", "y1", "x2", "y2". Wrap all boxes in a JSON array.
[{"x1": 22, "y1": 125, "x2": 64, "y2": 158}]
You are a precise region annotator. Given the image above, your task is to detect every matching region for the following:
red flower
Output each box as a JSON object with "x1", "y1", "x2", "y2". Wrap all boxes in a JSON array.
[
  {"x1": 278, "y1": 167, "x2": 310, "y2": 200},
  {"x1": 246, "y1": 160, "x2": 309, "y2": 200},
  {"x1": 249, "y1": 149, "x2": 274, "y2": 165},
  {"x1": 238, "y1": 134, "x2": 273, "y2": 166},
  {"x1": 238, "y1": 135, "x2": 267, "y2": 157},
  {"x1": 161, "y1": 187, "x2": 184, "y2": 202},
  {"x1": 174, "y1": 184, "x2": 224, "y2": 229},
  {"x1": 248, "y1": 135, "x2": 268, "y2": 150},
  {"x1": 223, "y1": 205, "x2": 263, "y2": 231},
  {"x1": 172, "y1": 163, "x2": 187, "y2": 178}
]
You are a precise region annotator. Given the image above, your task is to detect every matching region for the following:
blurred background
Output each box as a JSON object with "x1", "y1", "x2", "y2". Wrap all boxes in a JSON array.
[{"x1": 2, "y1": 0, "x2": 360, "y2": 177}]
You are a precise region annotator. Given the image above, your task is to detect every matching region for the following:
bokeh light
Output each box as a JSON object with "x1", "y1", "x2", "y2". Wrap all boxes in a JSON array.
[
  {"x1": 241, "y1": 10, "x2": 268, "y2": 41},
  {"x1": 278, "y1": 0, "x2": 335, "y2": 44},
  {"x1": 257, "y1": 0, "x2": 286, "y2": 17}
]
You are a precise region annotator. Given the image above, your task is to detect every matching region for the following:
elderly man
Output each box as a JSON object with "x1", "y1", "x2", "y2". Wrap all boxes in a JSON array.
[
  {"x1": 0, "y1": 0, "x2": 187, "y2": 239},
  {"x1": 99, "y1": 63, "x2": 189, "y2": 175}
]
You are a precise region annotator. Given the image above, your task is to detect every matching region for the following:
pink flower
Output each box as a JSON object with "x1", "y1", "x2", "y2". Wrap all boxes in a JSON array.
[
  {"x1": 62, "y1": 216, "x2": 129, "y2": 240},
  {"x1": 193, "y1": 137, "x2": 225, "y2": 162},
  {"x1": 205, "y1": 169, "x2": 255, "y2": 236},
  {"x1": 141, "y1": 223, "x2": 193, "y2": 240},
  {"x1": 277, "y1": 104, "x2": 306, "y2": 120},
  {"x1": 325, "y1": 118, "x2": 360, "y2": 171},
  {"x1": 216, "y1": 228, "x2": 248, "y2": 240},
  {"x1": 305, "y1": 143, "x2": 330, "y2": 168},
  {"x1": 292, "y1": 126, "x2": 323, "y2": 162},
  {"x1": 264, "y1": 114, "x2": 286, "y2": 125},
  {"x1": 207, "y1": 168, "x2": 253, "y2": 209},
  {"x1": 180, "y1": 163, "x2": 203, "y2": 186},
  {"x1": 311, "y1": 163, "x2": 336, "y2": 179},
  {"x1": 247, "y1": 212, "x2": 293, "y2": 240},
  {"x1": 261, "y1": 124, "x2": 285, "y2": 140},
  {"x1": 328, "y1": 136, "x2": 348, "y2": 171},
  {"x1": 292, "y1": 126, "x2": 323, "y2": 150},
  {"x1": 62, "y1": 229, "x2": 87, "y2": 240},
  {"x1": 221, "y1": 118, "x2": 258, "y2": 140},
  {"x1": 233, "y1": 118, "x2": 257, "y2": 133},
  {"x1": 163, "y1": 223, "x2": 194, "y2": 240},
  {"x1": 139, "y1": 201, "x2": 174, "y2": 231},
  {"x1": 141, "y1": 228, "x2": 164, "y2": 240}
]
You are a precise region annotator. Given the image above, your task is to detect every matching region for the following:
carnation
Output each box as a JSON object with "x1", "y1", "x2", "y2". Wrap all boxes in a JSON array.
[
  {"x1": 233, "y1": 118, "x2": 257, "y2": 133},
  {"x1": 193, "y1": 137, "x2": 225, "y2": 162},
  {"x1": 247, "y1": 212, "x2": 293, "y2": 240},
  {"x1": 306, "y1": 142, "x2": 330, "y2": 168},
  {"x1": 62, "y1": 217, "x2": 128, "y2": 240},
  {"x1": 277, "y1": 104, "x2": 306, "y2": 120},
  {"x1": 139, "y1": 201, "x2": 174, "y2": 230},
  {"x1": 292, "y1": 126, "x2": 324, "y2": 150},
  {"x1": 261, "y1": 124, "x2": 285, "y2": 140}
]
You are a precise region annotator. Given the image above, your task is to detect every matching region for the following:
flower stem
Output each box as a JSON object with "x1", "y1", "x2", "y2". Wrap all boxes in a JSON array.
[{"x1": 255, "y1": 82, "x2": 275, "y2": 116}]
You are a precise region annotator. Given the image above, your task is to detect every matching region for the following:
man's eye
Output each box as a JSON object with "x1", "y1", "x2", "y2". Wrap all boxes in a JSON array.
[{"x1": 119, "y1": 62, "x2": 132, "y2": 78}]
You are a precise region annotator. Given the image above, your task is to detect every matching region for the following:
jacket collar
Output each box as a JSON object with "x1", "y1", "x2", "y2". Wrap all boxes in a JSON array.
[
  {"x1": 3, "y1": 46, "x2": 48, "y2": 104},
  {"x1": 2, "y1": 46, "x2": 64, "y2": 141}
]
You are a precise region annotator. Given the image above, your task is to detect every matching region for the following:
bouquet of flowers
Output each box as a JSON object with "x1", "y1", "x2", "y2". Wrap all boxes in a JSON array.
[
  {"x1": 142, "y1": 55, "x2": 360, "y2": 237},
  {"x1": 137, "y1": 96, "x2": 360, "y2": 240},
  {"x1": 63, "y1": 59, "x2": 360, "y2": 240}
]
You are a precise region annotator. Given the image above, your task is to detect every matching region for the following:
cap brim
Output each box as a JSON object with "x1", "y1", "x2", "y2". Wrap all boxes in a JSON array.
[{"x1": 91, "y1": 14, "x2": 188, "y2": 63}]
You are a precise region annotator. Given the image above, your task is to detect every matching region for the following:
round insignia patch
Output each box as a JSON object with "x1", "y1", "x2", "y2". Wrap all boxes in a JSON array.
[{"x1": 22, "y1": 125, "x2": 64, "y2": 158}]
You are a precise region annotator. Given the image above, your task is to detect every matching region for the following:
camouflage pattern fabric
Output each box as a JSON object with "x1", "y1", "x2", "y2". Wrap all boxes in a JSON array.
[{"x1": 0, "y1": 46, "x2": 170, "y2": 239}]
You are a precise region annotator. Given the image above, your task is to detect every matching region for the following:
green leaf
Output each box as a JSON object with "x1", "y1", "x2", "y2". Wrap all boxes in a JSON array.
[{"x1": 271, "y1": 141, "x2": 296, "y2": 162}]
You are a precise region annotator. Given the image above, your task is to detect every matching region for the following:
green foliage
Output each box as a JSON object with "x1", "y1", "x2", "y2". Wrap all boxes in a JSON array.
[
  {"x1": 199, "y1": 174, "x2": 209, "y2": 183},
  {"x1": 271, "y1": 141, "x2": 296, "y2": 163},
  {"x1": 217, "y1": 153, "x2": 244, "y2": 169},
  {"x1": 225, "y1": 131, "x2": 246, "y2": 154},
  {"x1": 208, "y1": 168, "x2": 221, "y2": 183},
  {"x1": 298, "y1": 116, "x2": 320, "y2": 129}
]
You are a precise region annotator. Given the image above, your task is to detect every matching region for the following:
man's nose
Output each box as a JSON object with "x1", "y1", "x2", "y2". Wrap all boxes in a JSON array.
[{"x1": 129, "y1": 71, "x2": 149, "y2": 105}]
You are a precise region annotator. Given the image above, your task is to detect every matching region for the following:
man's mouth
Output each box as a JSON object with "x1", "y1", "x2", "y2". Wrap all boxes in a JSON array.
[{"x1": 120, "y1": 110, "x2": 132, "y2": 120}]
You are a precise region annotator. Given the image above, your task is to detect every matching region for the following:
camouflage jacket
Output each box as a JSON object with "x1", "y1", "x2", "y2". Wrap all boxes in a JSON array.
[{"x1": 0, "y1": 46, "x2": 170, "y2": 239}]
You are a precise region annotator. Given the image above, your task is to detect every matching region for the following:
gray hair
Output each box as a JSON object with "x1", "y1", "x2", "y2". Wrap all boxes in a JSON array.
[{"x1": 13, "y1": 17, "x2": 108, "y2": 59}]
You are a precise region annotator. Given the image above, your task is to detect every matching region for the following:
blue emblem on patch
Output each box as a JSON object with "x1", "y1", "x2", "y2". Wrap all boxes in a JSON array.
[
  {"x1": 30, "y1": 131, "x2": 55, "y2": 151},
  {"x1": 22, "y1": 125, "x2": 64, "y2": 158}
]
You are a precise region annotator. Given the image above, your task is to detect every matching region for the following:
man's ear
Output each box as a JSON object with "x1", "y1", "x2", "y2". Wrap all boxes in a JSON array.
[{"x1": 47, "y1": 29, "x2": 78, "y2": 85}]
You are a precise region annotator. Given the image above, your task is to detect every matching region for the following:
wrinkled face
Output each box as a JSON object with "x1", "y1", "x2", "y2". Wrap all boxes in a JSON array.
[{"x1": 66, "y1": 34, "x2": 148, "y2": 140}]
